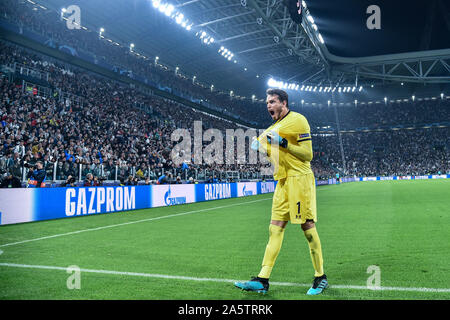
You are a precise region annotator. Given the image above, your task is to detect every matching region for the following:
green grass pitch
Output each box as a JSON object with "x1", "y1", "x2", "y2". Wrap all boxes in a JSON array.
[{"x1": 0, "y1": 179, "x2": 449, "y2": 300}]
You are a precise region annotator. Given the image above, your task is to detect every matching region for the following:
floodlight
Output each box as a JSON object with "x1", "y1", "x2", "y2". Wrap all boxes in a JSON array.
[
  {"x1": 176, "y1": 13, "x2": 184, "y2": 24},
  {"x1": 152, "y1": 0, "x2": 161, "y2": 8}
]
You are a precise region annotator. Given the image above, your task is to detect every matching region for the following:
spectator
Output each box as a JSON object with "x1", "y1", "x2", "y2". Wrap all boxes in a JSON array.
[
  {"x1": 83, "y1": 173, "x2": 94, "y2": 186},
  {"x1": 61, "y1": 175, "x2": 76, "y2": 187},
  {"x1": 26, "y1": 161, "x2": 46, "y2": 187}
]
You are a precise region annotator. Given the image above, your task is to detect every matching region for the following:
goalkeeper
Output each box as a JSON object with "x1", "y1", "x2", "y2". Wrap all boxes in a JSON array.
[{"x1": 234, "y1": 88, "x2": 328, "y2": 295}]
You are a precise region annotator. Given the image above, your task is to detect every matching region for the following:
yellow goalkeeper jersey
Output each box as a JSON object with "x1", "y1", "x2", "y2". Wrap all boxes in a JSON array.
[{"x1": 258, "y1": 110, "x2": 313, "y2": 180}]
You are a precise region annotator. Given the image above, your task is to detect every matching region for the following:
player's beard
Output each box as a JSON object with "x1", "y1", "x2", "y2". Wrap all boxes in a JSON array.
[{"x1": 269, "y1": 108, "x2": 282, "y2": 121}]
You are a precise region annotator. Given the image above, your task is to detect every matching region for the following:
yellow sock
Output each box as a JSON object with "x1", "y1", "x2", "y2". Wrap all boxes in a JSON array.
[
  {"x1": 258, "y1": 224, "x2": 285, "y2": 279},
  {"x1": 304, "y1": 227, "x2": 324, "y2": 277}
]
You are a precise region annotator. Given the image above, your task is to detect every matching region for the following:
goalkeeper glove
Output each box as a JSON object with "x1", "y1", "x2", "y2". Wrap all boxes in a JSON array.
[
  {"x1": 251, "y1": 137, "x2": 261, "y2": 151},
  {"x1": 267, "y1": 130, "x2": 288, "y2": 148}
]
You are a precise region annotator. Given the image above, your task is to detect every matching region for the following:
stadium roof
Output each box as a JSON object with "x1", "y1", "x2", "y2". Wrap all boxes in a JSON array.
[
  {"x1": 35, "y1": 0, "x2": 450, "y2": 98},
  {"x1": 312, "y1": 0, "x2": 450, "y2": 57}
]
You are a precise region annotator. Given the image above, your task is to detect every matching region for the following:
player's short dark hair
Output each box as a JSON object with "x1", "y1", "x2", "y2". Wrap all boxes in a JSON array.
[{"x1": 266, "y1": 88, "x2": 289, "y2": 106}]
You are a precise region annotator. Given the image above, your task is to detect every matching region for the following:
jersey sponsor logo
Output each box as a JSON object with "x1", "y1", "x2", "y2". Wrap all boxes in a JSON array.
[
  {"x1": 65, "y1": 187, "x2": 135, "y2": 216},
  {"x1": 164, "y1": 186, "x2": 186, "y2": 206},
  {"x1": 204, "y1": 184, "x2": 231, "y2": 201},
  {"x1": 298, "y1": 133, "x2": 310, "y2": 139}
]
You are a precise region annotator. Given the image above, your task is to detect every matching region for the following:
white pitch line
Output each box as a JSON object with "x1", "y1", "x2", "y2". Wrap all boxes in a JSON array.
[
  {"x1": 0, "y1": 262, "x2": 449, "y2": 294},
  {"x1": 0, "y1": 197, "x2": 272, "y2": 248}
]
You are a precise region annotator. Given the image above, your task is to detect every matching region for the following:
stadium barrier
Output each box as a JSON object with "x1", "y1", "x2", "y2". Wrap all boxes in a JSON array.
[
  {"x1": 0, "y1": 181, "x2": 277, "y2": 226},
  {"x1": 358, "y1": 174, "x2": 449, "y2": 181},
  {"x1": 1, "y1": 175, "x2": 448, "y2": 225},
  {"x1": 318, "y1": 174, "x2": 449, "y2": 185}
]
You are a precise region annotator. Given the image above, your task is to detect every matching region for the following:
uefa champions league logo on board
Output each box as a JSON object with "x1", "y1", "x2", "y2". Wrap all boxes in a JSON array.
[{"x1": 242, "y1": 185, "x2": 253, "y2": 196}]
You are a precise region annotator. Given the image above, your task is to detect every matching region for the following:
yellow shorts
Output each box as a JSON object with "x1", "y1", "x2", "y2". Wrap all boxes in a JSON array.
[{"x1": 271, "y1": 173, "x2": 317, "y2": 224}]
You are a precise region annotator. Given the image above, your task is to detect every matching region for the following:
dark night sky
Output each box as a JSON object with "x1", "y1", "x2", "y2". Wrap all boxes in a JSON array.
[{"x1": 308, "y1": 0, "x2": 450, "y2": 57}]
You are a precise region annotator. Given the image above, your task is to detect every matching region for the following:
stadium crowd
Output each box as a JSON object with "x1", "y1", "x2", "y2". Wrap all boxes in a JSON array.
[
  {"x1": 1, "y1": 41, "x2": 448, "y2": 189},
  {"x1": 0, "y1": 0, "x2": 271, "y2": 126},
  {"x1": 298, "y1": 99, "x2": 450, "y2": 130},
  {"x1": 312, "y1": 129, "x2": 449, "y2": 177},
  {"x1": 0, "y1": 41, "x2": 287, "y2": 187}
]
